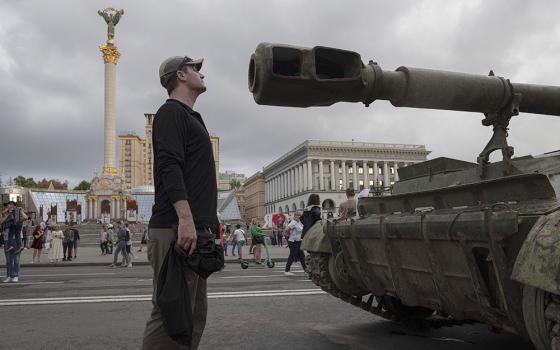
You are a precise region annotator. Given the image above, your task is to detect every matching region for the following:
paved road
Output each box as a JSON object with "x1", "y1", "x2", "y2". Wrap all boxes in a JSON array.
[{"x1": 0, "y1": 265, "x2": 534, "y2": 350}]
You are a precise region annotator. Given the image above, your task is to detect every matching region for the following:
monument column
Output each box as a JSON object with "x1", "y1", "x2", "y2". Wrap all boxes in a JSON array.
[{"x1": 98, "y1": 8, "x2": 124, "y2": 176}]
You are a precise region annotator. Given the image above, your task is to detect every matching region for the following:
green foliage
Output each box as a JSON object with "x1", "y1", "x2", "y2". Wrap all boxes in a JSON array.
[
  {"x1": 13, "y1": 176, "x2": 37, "y2": 188},
  {"x1": 229, "y1": 178, "x2": 242, "y2": 190},
  {"x1": 73, "y1": 180, "x2": 91, "y2": 191},
  {"x1": 36, "y1": 178, "x2": 68, "y2": 190}
]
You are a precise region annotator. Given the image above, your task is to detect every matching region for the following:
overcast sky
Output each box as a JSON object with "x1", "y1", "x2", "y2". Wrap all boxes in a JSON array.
[{"x1": 1, "y1": 0, "x2": 560, "y2": 187}]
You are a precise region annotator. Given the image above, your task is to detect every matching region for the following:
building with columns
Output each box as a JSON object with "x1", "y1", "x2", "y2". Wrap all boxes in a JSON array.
[{"x1": 262, "y1": 140, "x2": 430, "y2": 217}]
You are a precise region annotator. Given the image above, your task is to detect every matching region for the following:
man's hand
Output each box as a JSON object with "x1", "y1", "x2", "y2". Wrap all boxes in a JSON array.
[
  {"x1": 173, "y1": 200, "x2": 197, "y2": 255},
  {"x1": 177, "y1": 219, "x2": 197, "y2": 255}
]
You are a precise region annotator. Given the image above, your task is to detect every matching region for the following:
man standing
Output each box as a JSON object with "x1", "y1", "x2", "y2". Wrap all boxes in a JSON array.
[
  {"x1": 142, "y1": 54, "x2": 218, "y2": 350},
  {"x1": 62, "y1": 225, "x2": 74, "y2": 261},
  {"x1": 338, "y1": 188, "x2": 357, "y2": 219},
  {"x1": 110, "y1": 221, "x2": 130, "y2": 268},
  {"x1": 1, "y1": 201, "x2": 27, "y2": 282},
  {"x1": 70, "y1": 222, "x2": 80, "y2": 259}
]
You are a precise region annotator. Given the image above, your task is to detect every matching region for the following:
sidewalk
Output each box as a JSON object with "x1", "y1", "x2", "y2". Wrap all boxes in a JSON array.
[{"x1": 0, "y1": 244, "x2": 292, "y2": 268}]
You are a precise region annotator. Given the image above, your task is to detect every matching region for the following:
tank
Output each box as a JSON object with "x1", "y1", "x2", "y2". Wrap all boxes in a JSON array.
[{"x1": 249, "y1": 43, "x2": 560, "y2": 350}]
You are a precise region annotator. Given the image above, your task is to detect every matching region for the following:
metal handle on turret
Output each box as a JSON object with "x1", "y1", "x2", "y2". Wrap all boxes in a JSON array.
[{"x1": 249, "y1": 43, "x2": 560, "y2": 117}]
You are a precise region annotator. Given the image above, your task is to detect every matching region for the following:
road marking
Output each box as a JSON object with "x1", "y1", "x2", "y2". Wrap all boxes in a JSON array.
[
  {"x1": 21, "y1": 273, "x2": 117, "y2": 277},
  {"x1": 0, "y1": 288, "x2": 325, "y2": 306},
  {"x1": 0, "y1": 281, "x2": 64, "y2": 286}
]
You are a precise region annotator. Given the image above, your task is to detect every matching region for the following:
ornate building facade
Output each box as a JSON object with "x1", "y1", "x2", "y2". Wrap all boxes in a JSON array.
[{"x1": 263, "y1": 140, "x2": 431, "y2": 217}]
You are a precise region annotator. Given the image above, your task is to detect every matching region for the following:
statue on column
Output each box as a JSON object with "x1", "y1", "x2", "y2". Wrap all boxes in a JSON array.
[{"x1": 98, "y1": 8, "x2": 124, "y2": 44}]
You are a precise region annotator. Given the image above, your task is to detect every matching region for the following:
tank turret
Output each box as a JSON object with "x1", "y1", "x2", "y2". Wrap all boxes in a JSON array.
[{"x1": 249, "y1": 43, "x2": 560, "y2": 350}]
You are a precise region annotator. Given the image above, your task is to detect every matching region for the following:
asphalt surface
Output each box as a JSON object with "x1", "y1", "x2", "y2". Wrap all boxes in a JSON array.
[{"x1": 0, "y1": 264, "x2": 534, "y2": 350}]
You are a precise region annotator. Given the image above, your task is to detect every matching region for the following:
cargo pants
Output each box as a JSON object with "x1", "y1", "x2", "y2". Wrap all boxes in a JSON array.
[{"x1": 142, "y1": 228, "x2": 208, "y2": 349}]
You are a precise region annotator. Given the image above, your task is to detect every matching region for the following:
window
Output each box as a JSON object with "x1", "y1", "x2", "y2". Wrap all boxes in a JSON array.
[
  {"x1": 359, "y1": 180, "x2": 364, "y2": 190},
  {"x1": 338, "y1": 179, "x2": 343, "y2": 190},
  {"x1": 378, "y1": 168, "x2": 382, "y2": 175},
  {"x1": 368, "y1": 167, "x2": 373, "y2": 174},
  {"x1": 358, "y1": 167, "x2": 363, "y2": 174},
  {"x1": 349, "y1": 167, "x2": 353, "y2": 174},
  {"x1": 338, "y1": 166, "x2": 342, "y2": 174},
  {"x1": 390, "y1": 167, "x2": 395, "y2": 174},
  {"x1": 369, "y1": 180, "x2": 374, "y2": 186}
]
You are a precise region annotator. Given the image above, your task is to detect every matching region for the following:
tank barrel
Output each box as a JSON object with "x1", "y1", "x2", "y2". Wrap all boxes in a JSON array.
[{"x1": 249, "y1": 43, "x2": 560, "y2": 116}]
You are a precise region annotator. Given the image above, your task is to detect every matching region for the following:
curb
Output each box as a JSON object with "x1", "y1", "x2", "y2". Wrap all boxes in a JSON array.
[{"x1": 0, "y1": 258, "x2": 290, "y2": 268}]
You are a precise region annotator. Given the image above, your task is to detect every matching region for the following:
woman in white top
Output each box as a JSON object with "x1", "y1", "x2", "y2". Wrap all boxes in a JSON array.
[
  {"x1": 48, "y1": 225, "x2": 64, "y2": 263},
  {"x1": 283, "y1": 212, "x2": 307, "y2": 276},
  {"x1": 232, "y1": 224, "x2": 246, "y2": 261}
]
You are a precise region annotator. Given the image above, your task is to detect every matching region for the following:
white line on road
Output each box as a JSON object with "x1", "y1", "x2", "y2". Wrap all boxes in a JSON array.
[
  {"x1": 21, "y1": 273, "x2": 117, "y2": 277},
  {"x1": 0, "y1": 288, "x2": 325, "y2": 306},
  {"x1": 0, "y1": 281, "x2": 64, "y2": 286}
]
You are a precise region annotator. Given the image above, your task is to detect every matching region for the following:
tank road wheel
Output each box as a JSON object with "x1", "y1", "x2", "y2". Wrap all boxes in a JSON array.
[
  {"x1": 327, "y1": 252, "x2": 367, "y2": 296},
  {"x1": 522, "y1": 285, "x2": 559, "y2": 350}
]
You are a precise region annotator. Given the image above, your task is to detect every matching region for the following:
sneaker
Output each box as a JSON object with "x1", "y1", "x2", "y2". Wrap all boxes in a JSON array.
[
  {"x1": 2, "y1": 277, "x2": 11, "y2": 283},
  {"x1": 11, "y1": 277, "x2": 18, "y2": 282},
  {"x1": 109, "y1": 264, "x2": 116, "y2": 268},
  {"x1": 127, "y1": 263, "x2": 133, "y2": 268},
  {"x1": 284, "y1": 271, "x2": 295, "y2": 276}
]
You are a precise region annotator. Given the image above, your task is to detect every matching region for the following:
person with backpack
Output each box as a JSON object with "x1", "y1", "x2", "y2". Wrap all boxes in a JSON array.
[{"x1": 300, "y1": 194, "x2": 322, "y2": 239}]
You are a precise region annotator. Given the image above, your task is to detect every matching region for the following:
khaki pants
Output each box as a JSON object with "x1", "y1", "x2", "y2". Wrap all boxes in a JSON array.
[{"x1": 142, "y1": 228, "x2": 207, "y2": 350}]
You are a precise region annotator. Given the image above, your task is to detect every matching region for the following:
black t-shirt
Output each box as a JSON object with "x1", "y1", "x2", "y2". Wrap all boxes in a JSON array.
[{"x1": 149, "y1": 99, "x2": 218, "y2": 229}]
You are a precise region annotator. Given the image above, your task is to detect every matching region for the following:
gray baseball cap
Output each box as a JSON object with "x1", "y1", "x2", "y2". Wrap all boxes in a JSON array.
[{"x1": 159, "y1": 55, "x2": 204, "y2": 88}]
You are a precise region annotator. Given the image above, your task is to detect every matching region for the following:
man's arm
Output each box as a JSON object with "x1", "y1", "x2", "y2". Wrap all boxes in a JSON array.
[
  {"x1": 173, "y1": 200, "x2": 197, "y2": 255},
  {"x1": 19, "y1": 208, "x2": 28, "y2": 221}
]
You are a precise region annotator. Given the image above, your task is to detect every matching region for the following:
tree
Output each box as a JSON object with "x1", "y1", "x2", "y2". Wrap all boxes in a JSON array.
[
  {"x1": 73, "y1": 180, "x2": 91, "y2": 191},
  {"x1": 229, "y1": 178, "x2": 242, "y2": 190},
  {"x1": 13, "y1": 176, "x2": 37, "y2": 188},
  {"x1": 36, "y1": 178, "x2": 68, "y2": 190}
]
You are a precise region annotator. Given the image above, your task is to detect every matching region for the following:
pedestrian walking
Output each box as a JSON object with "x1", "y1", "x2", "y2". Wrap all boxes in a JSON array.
[
  {"x1": 283, "y1": 212, "x2": 307, "y2": 276},
  {"x1": 22, "y1": 220, "x2": 33, "y2": 249},
  {"x1": 106, "y1": 224, "x2": 114, "y2": 254},
  {"x1": 100, "y1": 225, "x2": 108, "y2": 255},
  {"x1": 62, "y1": 225, "x2": 74, "y2": 261},
  {"x1": 222, "y1": 226, "x2": 230, "y2": 256},
  {"x1": 30, "y1": 226, "x2": 44, "y2": 263},
  {"x1": 1, "y1": 201, "x2": 28, "y2": 283},
  {"x1": 124, "y1": 222, "x2": 135, "y2": 264},
  {"x1": 49, "y1": 224, "x2": 64, "y2": 263},
  {"x1": 232, "y1": 224, "x2": 246, "y2": 261},
  {"x1": 138, "y1": 226, "x2": 148, "y2": 252},
  {"x1": 142, "y1": 54, "x2": 218, "y2": 350},
  {"x1": 110, "y1": 221, "x2": 130, "y2": 268}
]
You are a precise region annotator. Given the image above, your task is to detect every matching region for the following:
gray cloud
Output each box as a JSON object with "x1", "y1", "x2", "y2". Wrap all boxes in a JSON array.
[{"x1": 1, "y1": 0, "x2": 560, "y2": 186}]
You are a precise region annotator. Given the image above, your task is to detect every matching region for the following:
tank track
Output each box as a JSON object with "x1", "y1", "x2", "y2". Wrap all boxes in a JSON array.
[
  {"x1": 308, "y1": 252, "x2": 472, "y2": 329},
  {"x1": 546, "y1": 293, "x2": 560, "y2": 350}
]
